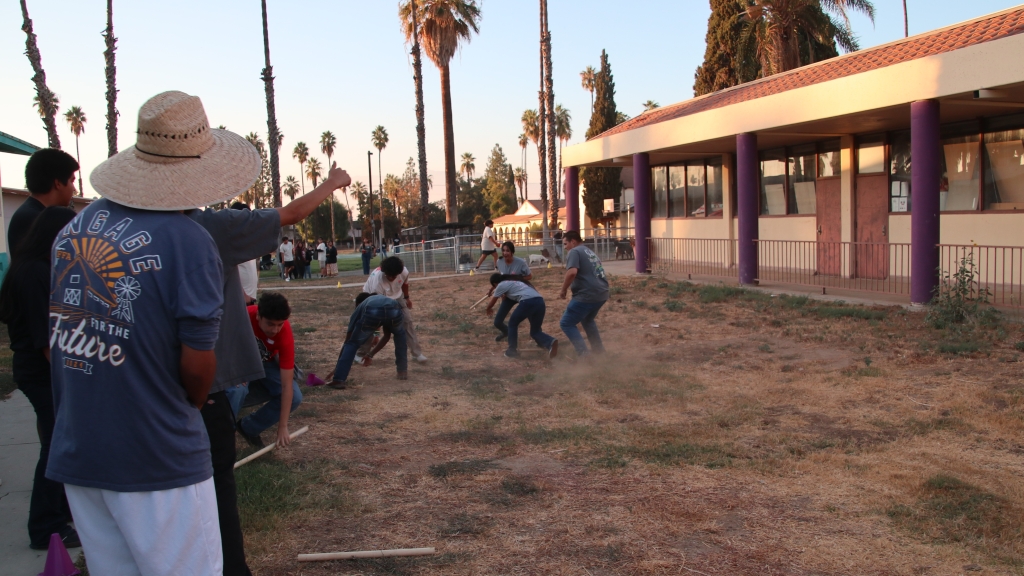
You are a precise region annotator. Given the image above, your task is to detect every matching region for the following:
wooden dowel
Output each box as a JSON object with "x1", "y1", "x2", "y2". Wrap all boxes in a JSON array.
[
  {"x1": 469, "y1": 294, "x2": 490, "y2": 310},
  {"x1": 234, "y1": 426, "x2": 309, "y2": 469},
  {"x1": 298, "y1": 547, "x2": 436, "y2": 562}
]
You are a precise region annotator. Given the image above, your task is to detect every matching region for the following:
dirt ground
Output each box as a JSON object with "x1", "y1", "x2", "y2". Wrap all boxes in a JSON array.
[{"x1": 237, "y1": 269, "x2": 1024, "y2": 575}]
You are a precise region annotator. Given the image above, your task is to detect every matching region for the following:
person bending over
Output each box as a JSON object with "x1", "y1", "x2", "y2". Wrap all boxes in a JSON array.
[
  {"x1": 329, "y1": 293, "x2": 408, "y2": 389},
  {"x1": 360, "y1": 256, "x2": 427, "y2": 362},
  {"x1": 227, "y1": 292, "x2": 302, "y2": 449},
  {"x1": 485, "y1": 273, "x2": 558, "y2": 359}
]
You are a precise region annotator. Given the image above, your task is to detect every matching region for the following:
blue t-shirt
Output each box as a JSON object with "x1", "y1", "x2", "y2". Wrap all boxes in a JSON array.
[{"x1": 47, "y1": 199, "x2": 224, "y2": 492}]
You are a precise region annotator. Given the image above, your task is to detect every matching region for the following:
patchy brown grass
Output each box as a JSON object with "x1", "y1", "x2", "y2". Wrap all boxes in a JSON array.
[{"x1": 237, "y1": 271, "x2": 1024, "y2": 575}]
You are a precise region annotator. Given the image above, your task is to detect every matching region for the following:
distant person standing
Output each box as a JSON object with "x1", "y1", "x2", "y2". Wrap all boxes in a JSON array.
[
  {"x1": 558, "y1": 231, "x2": 609, "y2": 357},
  {"x1": 316, "y1": 237, "x2": 327, "y2": 278},
  {"x1": 359, "y1": 237, "x2": 373, "y2": 275},
  {"x1": 393, "y1": 233, "x2": 401, "y2": 254},
  {"x1": 7, "y1": 148, "x2": 78, "y2": 254},
  {"x1": 279, "y1": 237, "x2": 295, "y2": 281},
  {"x1": 474, "y1": 219, "x2": 499, "y2": 270},
  {"x1": 325, "y1": 240, "x2": 338, "y2": 277}
]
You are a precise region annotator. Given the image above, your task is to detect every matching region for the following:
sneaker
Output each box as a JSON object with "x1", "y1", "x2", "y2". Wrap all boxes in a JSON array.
[
  {"x1": 29, "y1": 526, "x2": 80, "y2": 550},
  {"x1": 327, "y1": 380, "x2": 348, "y2": 390},
  {"x1": 285, "y1": 277, "x2": 290, "y2": 282},
  {"x1": 355, "y1": 353, "x2": 365, "y2": 365},
  {"x1": 236, "y1": 420, "x2": 264, "y2": 449},
  {"x1": 547, "y1": 340, "x2": 559, "y2": 359},
  {"x1": 415, "y1": 354, "x2": 428, "y2": 363},
  {"x1": 504, "y1": 349, "x2": 519, "y2": 359},
  {"x1": 494, "y1": 333, "x2": 507, "y2": 342}
]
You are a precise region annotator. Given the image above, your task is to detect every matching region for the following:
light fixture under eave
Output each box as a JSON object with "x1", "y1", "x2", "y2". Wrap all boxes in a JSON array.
[
  {"x1": 974, "y1": 89, "x2": 1010, "y2": 99},
  {"x1": 612, "y1": 156, "x2": 631, "y2": 163}
]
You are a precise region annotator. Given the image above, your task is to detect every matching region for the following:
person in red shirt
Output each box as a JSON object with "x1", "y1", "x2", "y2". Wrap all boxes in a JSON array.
[{"x1": 226, "y1": 292, "x2": 302, "y2": 448}]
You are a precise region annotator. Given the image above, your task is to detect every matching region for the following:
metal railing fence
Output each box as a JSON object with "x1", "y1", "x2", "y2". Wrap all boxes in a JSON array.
[
  {"x1": 648, "y1": 238, "x2": 737, "y2": 277},
  {"x1": 940, "y1": 244, "x2": 1024, "y2": 308},
  {"x1": 754, "y1": 240, "x2": 913, "y2": 295}
]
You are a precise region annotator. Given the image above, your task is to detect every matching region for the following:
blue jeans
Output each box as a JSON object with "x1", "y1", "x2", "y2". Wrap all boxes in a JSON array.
[
  {"x1": 361, "y1": 255, "x2": 371, "y2": 275},
  {"x1": 492, "y1": 296, "x2": 516, "y2": 336},
  {"x1": 303, "y1": 264, "x2": 312, "y2": 279},
  {"x1": 227, "y1": 360, "x2": 303, "y2": 436},
  {"x1": 559, "y1": 299, "x2": 606, "y2": 355},
  {"x1": 507, "y1": 297, "x2": 555, "y2": 355},
  {"x1": 333, "y1": 300, "x2": 408, "y2": 382}
]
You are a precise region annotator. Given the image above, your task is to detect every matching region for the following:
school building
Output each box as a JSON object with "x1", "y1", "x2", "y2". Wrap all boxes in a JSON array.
[{"x1": 560, "y1": 5, "x2": 1024, "y2": 306}]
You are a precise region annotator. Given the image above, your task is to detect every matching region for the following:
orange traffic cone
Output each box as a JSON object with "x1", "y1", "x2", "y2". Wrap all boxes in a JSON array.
[{"x1": 38, "y1": 533, "x2": 80, "y2": 576}]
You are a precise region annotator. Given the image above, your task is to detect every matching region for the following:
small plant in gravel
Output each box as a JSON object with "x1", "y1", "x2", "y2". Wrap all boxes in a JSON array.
[{"x1": 928, "y1": 252, "x2": 994, "y2": 329}]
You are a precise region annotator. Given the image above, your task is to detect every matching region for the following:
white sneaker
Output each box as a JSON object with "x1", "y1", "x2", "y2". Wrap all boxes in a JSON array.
[
  {"x1": 355, "y1": 353, "x2": 365, "y2": 365},
  {"x1": 285, "y1": 277, "x2": 290, "y2": 282},
  {"x1": 415, "y1": 354, "x2": 428, "y2": 363}
]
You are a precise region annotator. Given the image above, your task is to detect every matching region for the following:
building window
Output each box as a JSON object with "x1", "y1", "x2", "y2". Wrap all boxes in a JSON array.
[
  {"x1": 652, "y1": 166, "x2": 668, "y2": 218},
  {"x1": 889, "y1": 131, "x2": 911, "y2": 212},
  {"x1": 788, "y1": 145, "x2": 816, "y2": 215},
  {"x1": 941, "y1": 133, "x2": 981, "y2": 211},
  {"x1": 760, "y1": 149, "x2": 787, "y2": 215},
  {"x1": 984, "y1": 126, "x2": 1024, "y2": 211},
  {"x1": 818, "y1": 140, "x2": 841, "y2": 178},
  {"x1": 668, "y1": 165, "x2": 687, "y2": 218},
  {"x1": 686, "y1": 161, "x2": 706, "y2": 217},
  {"x1": 707, "y1": 157, "x2": 724, "y2": 217}
]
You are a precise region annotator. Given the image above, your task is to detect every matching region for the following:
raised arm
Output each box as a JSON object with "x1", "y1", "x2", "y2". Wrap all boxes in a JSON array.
[{"x1": 277, "y1": 162, "x2": 352, "y2": 226}]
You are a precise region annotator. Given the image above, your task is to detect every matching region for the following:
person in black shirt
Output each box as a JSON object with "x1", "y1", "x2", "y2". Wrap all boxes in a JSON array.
[
  {"x1": 7, "y1": 149, "x2": 78, "y2": 255},
  {"x1": 325, "y1": 240, "x2": 339, "y2": 277},
  {"x1": 0, "y1": 206, "x2": 79, "y2": 550}
]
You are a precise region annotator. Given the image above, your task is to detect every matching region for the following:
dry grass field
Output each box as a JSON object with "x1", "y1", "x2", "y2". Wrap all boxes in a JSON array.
[{"x1": 234, "y1": 269, "x2": 1024, "y2": 575}]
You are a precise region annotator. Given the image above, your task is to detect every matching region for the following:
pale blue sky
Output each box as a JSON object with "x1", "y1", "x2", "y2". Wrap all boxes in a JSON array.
[{"x1": 0, "y1": 0, "x2": 1018, "y2": 203}]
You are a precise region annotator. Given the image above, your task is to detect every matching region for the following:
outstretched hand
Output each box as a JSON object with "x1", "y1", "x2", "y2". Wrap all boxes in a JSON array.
[
  {"x1": 324, "y1": 162, "x2": 352, "y2": 189},
  {"x1": 276, "y1": 424, "x2": 291, "y2": 448}
]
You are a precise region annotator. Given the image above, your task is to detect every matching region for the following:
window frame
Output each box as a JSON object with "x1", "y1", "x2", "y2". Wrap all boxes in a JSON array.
[
  {"x1": 651, "y1": 157, "x2": 725, "y2": 220},
  {"x1": 756, "y1": 141, "x2": 836, "y2": 217}
]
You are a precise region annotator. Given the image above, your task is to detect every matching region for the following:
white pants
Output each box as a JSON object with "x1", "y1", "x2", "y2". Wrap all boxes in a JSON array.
[{"x1": 65, "y1": 478, "x2": 222, "y2": 576}]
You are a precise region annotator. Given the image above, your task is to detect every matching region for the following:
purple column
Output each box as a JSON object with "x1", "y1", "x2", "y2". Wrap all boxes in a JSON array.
[
  {"x1": 564, "y1": 166, "x2": 580, "y2": 232},
  {"x1": 911, "y1": 100, "x2": 941, "y2": 304},
  {"x1": 633, "y1": 153, "x2": 651, "y2": 274},
  {"x1": 736, "y1": 132, "x2": 759, "y2": 284}
]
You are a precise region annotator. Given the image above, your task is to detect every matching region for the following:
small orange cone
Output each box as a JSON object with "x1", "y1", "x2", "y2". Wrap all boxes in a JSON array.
[
  {"x1": 547, "y1": 261, "x2": 552, "y2": 269},
  {"x1": 336, "y1": 282, "x2": 341, "y2": 288},
  {"x1": 38, "y1": 533, "x2": 80, "y2": 576}
]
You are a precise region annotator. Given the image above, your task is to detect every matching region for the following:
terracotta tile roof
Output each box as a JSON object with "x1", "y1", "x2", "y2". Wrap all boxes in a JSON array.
[{"x1": 595, "y1": 7, "x2": 1024, "y2": 140}]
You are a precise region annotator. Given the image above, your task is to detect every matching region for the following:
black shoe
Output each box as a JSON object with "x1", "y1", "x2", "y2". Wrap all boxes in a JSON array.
[
  {"x1": 504, "y1": 349, "x2": 519, "y2": 359},
  {"x1": 327, "y1": 380, "x2": 348, "y2": 390},
  {"x1": 547, "y1": 340, "x2": 559, "y2": 359},
  {"x1": 30, "y1": 526, "x2": 80, "y2": 550},
  {"x1": 495, "y1": 333, "x2": 507, "y2": 342},
  {"x1": 236, "y1": 420, "x2": 264, "y2": 448}
]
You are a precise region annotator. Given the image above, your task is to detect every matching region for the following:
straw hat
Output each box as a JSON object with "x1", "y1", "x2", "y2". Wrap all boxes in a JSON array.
[{"x1": 90, "y1": 91, "x2": 261, "y2": 210}]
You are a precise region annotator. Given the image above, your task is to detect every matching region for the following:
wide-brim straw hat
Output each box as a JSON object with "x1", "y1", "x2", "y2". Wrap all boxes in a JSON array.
[{"x1": 90, "y1": 91, "x2": 261, "y2": 210}]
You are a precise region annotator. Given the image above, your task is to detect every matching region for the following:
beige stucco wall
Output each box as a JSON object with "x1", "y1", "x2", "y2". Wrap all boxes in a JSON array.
[
  {"x1": 758, "y1": 216, "x2": 817, "y2": 241},
  {"x1": 889, "y1": 212, "x2": 1024, "y2": 246},
  {"x1": 651, "y1": 218, "x2": 730, "y2": 239}
]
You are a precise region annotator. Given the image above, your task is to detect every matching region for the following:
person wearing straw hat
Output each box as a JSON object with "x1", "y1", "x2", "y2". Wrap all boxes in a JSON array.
[
  {"x1": 189, "y1": 149, "x2": 349, "y2": 575},
  {"x1": 46, "y1": 91, "x2": 249, "y2": 576}
]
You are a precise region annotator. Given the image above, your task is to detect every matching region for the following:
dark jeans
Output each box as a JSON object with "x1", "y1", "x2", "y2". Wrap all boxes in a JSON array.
[
  {"x1": 559, "y1": 299, "x2": 607, "y2": 355},
  {"x1": 362, "y1": 255, "x2": 371, "y2": 275},
  {"x1": 19, "y1": 381, "x2": 71, "y2": 546},
  {"x1": 334, "y1": 301, "x2": 407, "y2": 382},
  {"x1": 506, "y1": 297, "x2": 555, "y2": 355},
  {"x1": 492, "y1": 297, "x2": 516, "y2": 336},
  {"x1": 303, "y1": 264, "x2": 312, "y2": 279},
  {"x1": 200, "y1": 391, "x2": 252, "y2": 576},
  {"x1": 229, "y1": 360, "x2": 303, "y2": 436}
]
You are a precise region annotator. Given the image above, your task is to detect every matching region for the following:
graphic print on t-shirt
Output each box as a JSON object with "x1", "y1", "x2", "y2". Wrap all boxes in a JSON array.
[{"x1": 50, "y1": 210, "x2": 157, "y2": 374}]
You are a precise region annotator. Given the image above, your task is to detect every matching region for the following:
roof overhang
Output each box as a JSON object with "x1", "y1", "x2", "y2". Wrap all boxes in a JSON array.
[
  {"x1": 564, "y1": 31, "x2": 1024, "y2": 168},
  {"x1": 0, "y1": 131, "x2": 41, "y2": 156}
]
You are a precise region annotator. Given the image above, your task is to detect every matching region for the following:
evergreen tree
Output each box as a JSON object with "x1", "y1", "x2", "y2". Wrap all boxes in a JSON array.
[
  {"x1": 297, "y1": 201, "x2": 350, "y2": 243},
  {"x1": 693, "y1": 0, "x2": 752, "y2": 96},
  {"x1": 481, "y1": 144, "x2": 517, "y2": 217},
  {"x1": 580, "y1": 50, "x2": 622, "y2": 221}
]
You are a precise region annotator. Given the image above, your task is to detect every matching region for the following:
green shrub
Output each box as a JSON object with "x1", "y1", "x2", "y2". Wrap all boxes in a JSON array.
[{"x1": 928, "y1": 252, "x2": 992, "y2": 328}]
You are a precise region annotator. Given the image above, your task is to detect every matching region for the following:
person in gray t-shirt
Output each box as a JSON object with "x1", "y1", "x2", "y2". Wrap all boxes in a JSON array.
[
  {"x1": 491, "y1": 241, "x2": 532, "y2": 342},
  {"x1": 485, "y1": 274, "x2": 557, "y2": 359},
  {"x1": 558, "y1": 230, "x2": 609, "y2": 356}
]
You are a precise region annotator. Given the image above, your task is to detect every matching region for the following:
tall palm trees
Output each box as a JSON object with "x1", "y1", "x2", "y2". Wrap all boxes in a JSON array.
[
  {"x1": 400, "y1": 0, "x2": 482, "y2": 223},
  {"x1": 522, "y1": 109, "x2": 543, "y2": 219},
  {"x1": 320, "y1": 131, "x2": 337, "y2": 240},
  {"x1": 283, "y1": 176, "x2": 300, "y2": 201},
  {"x1": 513, "y1": 167, "x2": 527, "y2": 207},
  {"x1": 460, "y1": 152, "x2": 475, "y2": 183},
  {"x1": 399, "y1": 0, "x2": 431, "y2": 228},
  {"x1": 371, "y1": 126, "x2": 391, "y2": 227},
  {"x1": 741, "y1": 0, "x2": 875, "y2": 77},
  {"x1": 518, "y1": 132, "x2": 529, "y2": 204},
  {"x1": 554, "y1": 104, "x2": 571, "y2": 224},
  {"x1": 292, "y1": 142, "x2": 309, "y2": 194},
  {"x1": 63, "y1": 106, "x2": 86, "y2": 195},
  {"x1": 541, "y1": 0, "x2": 557, "y2": 238},
  {"x1": 260, "y1": 0, "x2": 283, "y2": 207},
  {"x1": 21, "y1": 0, "x2": 61, "y2": 149},
  {"x1": 103, "y1": 0, "x2": 118, "y2": 157},
  {"x1": 580, "y1": 66, "x2": 596, "y2": 114},
  {"x1": 306, "y1": 158, "x2": 323, "y2": 189}
]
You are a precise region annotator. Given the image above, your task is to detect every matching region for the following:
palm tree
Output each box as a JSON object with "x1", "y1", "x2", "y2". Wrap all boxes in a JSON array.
[
  {"x1": 459, "y1": 152, "x2": 475, "y2": 183},
  {"x1": 399, "y1": 0, "x2": 431, "y2": 228},
  {"x1": 33, "y1": 93, "x2": 58, "y2": 119},
  {"x1": 260, "y1": 0, "x2": 283, "y2": 207},
  {"x1": 518, "y1": 132, "x2": 529, "y2": 203},
  {"x1": 371, "y1": 126, "x2": 392, "y2": 226},
  {"x1": 513, "y1": 167, "x2": 527, "y2": 206},
  {"x1": 103, "y1": 0, "x2": 118, "y2": 157},
  {"x1": 902, "y1": 0, "x2": 908, "y2": 37},
  {"x1": 283, "y1": 176, "x2": 300, "y2": 201},
  {"x1": 350, "y1": 181, "x2": 368, "y2": 227},
  {"x1": 20, "y1": 0, "x2": 60, "y2": 149},
  {"x1": 292, "y1": 142, "x2": 309, "y2": 194},
  {"x1": 63, "y1": 106, "x2": 86, "y2": 195},
  {"x1": 580, "y1": 65, "x2": 596, "y2": 114},
  {"x1": 642, "y1": 100, "x2": 660, "y2": 112},
  {"x1": 554, "y1": 104, "x2": 571, "y2": 220},
  {"x1": 541, "y1": 0, "x2": 557, "y2": 237},
  {"x1": 306, "y1": 157, "x2": 323, "y2": 188},
  {"x1": 742, "y1": 0, "x2": 875, "y2": 77},
  {"x1": 400, "y1": 0, "x2": 481, "y2": 223},
  {"x1": 320, "y1": 131, "x2": 337, "y2": 240},
  {"x1": 522, "y1": 108, "x2": 545, "y2": 224}
]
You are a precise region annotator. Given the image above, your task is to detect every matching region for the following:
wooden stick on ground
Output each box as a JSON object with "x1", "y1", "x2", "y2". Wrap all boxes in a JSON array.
[
  {"x1": 298, "y1": 547, "x2": 436, "y2": 562},
  {"x1": 234, "y1": 426, "x2": 309, "y2": 469},
  {"x1": 469, "y1": 294, "x2": 490, "y2": 310}
]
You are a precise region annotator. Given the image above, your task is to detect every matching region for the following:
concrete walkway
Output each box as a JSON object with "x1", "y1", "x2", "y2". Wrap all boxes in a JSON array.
[{"x1": 0, "y1": 390, "x2": 61, "y2": 576}]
